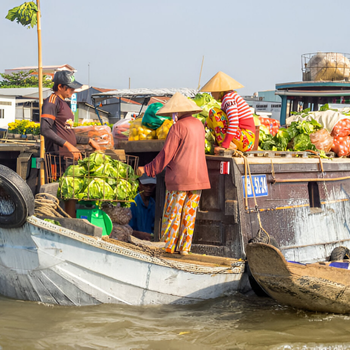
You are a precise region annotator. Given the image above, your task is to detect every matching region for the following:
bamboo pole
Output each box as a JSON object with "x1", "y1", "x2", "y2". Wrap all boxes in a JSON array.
[
  {"x1": 197, "y1": 56, "x2": 204, "y2": 90},
  {"x1": 37, "y1": 0, "x2": 45, "y2": 186}
]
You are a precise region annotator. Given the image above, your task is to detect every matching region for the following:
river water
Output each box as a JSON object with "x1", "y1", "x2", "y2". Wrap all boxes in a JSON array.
[{"x1": 1, "y1": 293, "x2": 350, "y2": 350}]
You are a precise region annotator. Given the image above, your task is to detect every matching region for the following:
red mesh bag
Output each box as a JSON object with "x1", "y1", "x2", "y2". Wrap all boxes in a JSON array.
[
  {"x1": 331, "y1": 118, "x2": 350, "y2": 137},
  {"x1": 74, "y1": 125, "x2": 114, "y2": 151},
  {"x1": 258, "y1": 117, "x2": 280, "y2": 136},
  {"x1": 331, "y1": 136, "x2": 350, "y2": 157}
]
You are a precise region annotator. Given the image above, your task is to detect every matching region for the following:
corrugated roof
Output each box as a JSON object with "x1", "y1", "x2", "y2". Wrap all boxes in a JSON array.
[
  {"x1": 91, "y1": 88, "x2": 197, "y2": 103},
  {"x1": 5, "y1": 64, "x2": 75, "y2": 73},
  {"x1": 148, "y1": 96, "x2": 170, "y2": 105},
  {"x1": 0, "y1": 87, "x2": 51, "y2": 98}
]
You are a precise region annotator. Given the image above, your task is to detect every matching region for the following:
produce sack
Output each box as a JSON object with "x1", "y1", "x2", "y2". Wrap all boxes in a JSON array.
[
  {"x1": 331, "y1": 136, "x2": 350, "y2": 157},
  {"x1": 109, "y1": 223, "x2": 133, "y2": 242},
  {"x1": 258, "y1": 117, "x2": 280, "y2": 136},
  {"x1": 112, "y1": 119, "x2": 131, "y2": 141},
  {"x1": 205, "y1": 108, "x2": 229, "y2": 146},
  {"x1": 331, "y1": 118, "x2": 350, "y2": 137},
  {"x1": 74, "y1": 125, "x2": 114, "y2": 151},
  {"x1": 102, "y1": 203, "x2": 132, "y2": 225},
  {"x1": 309, "y1": 129, "x2": 333, "y2": 152},
  {"x1": 141, "y1": 103, "x2": 171, "y2": 130},
  {"x1": 129, "y1": 118, "x2": 156, "y2": 141},
  {"x1": 156, "y1": 119, "x2": 174, "y2": 140}
]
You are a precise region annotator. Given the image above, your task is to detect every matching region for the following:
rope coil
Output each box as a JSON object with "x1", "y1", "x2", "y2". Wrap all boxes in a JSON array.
[{"x1": 34, "y1": 193, "x2": 71, "y2": 218}]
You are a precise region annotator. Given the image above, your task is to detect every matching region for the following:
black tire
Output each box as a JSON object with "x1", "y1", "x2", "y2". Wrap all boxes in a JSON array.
[
  {"x1": 246, "y1": 262, "x2": 270, "y2": 297},
  {"x1": 0, "y1": 164, "x2": 34, "y2": 228},
  {"x1": 330, "y1": 246, "x2": 350, "y2": 261}
]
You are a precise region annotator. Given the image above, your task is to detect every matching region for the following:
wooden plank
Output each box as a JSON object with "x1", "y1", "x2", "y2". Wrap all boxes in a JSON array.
[
  {"x1": 104, "y1": 148, "x2": 126, "y2": 162},
  {"x1": 161, "y1": 251, "x2": 239, "y2": 267},
  {"x1": 117, "y1": 140, "x2": 165, "y2": 153},
  {"x1": 234, "y1": 157, "x2": 350, "y2": 165}
]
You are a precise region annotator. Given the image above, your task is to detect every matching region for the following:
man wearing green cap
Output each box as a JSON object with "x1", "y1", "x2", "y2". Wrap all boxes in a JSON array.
[{"x1": 41, "y1": 70, "x2": 100, "y2": 161}]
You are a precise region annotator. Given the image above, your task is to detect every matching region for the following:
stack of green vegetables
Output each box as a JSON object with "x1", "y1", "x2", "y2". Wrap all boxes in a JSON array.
[
  {"x1": 205, "y1": 128, "x2": 215, "y2": 154},
  {"x1": 57, "y1": 152, "x2": 138, "y2": 207},
  {"x1": 190, "y1": 93, "x2": 218, "y2": 154},
  {"x1": 259, "y1": 119, "x2": 323, "y2": 152},
  {"x1": 191, "y1": 93, "x2": 221, "y2": 125}
]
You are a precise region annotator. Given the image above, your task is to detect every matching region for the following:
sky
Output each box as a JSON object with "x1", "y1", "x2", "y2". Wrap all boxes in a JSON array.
[{"x1": 1, "y1": 0, "x2": 350, "y2": 95}]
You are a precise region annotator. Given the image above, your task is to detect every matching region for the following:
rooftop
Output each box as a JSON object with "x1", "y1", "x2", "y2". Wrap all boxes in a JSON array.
[{"x1": 4, "y1": 64, "x2": 75, "y2": 74}]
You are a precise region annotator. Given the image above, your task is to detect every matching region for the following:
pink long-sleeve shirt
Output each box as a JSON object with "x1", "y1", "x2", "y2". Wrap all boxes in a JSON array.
[{"x1": 144, "y1": 115, "x2": 211, "y2": 192}]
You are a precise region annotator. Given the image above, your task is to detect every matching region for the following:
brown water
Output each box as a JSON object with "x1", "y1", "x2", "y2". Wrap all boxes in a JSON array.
[{"x1": 1, "y1": 294, "x2": 350, "y2": 350}]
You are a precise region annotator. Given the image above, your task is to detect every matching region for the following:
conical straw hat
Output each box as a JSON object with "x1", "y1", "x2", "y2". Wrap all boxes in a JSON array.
[
  {"x1": 200, "y1": 71, "x2": 244, "y2": 92},
  {"x1": 156, "y1": 92, "x2": 203, "y2": 116}
]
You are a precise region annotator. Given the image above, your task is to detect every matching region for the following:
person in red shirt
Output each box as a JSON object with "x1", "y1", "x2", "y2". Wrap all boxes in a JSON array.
[
  {"x1": 200, "y1": 71, "x2": 255, "y2": 153},
  {"x1": 41, "y1": 71, "x2": 100, "y2": 161},
  {"x1": 137, "y1": 93, "x2": 210, "y2": 255}
]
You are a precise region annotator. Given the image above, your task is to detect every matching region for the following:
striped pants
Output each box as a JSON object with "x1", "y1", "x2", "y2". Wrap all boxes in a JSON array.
[{"x1": 161, "y1": 190, "x2": 202, "y2": 253}]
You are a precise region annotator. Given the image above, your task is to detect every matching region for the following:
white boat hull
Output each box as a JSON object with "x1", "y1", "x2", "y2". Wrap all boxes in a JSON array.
[{"x1": 0, "y1": 217, "x2": 243, "y2": 306}]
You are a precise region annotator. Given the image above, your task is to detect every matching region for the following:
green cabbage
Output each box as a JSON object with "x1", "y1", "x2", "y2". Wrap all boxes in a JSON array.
[
  {"x1": 58, "y1": 176, "x2": 85, "y2": 200},
  {"x1": 259, "y1": 118, "x2": 322, "y2": 152},
  {"x1": 205, "y1": 139, "x2": 214, "y2": 154},
  {"x1": 57, "y1": 152, "x2": 139, "y2": 204},
  {"x1": 293, "y1": 134, "x2": 316, "y2": 151},
  {"x1": 115, "y1": 179, "x2": 132, "y2": 200},
  {"x1": 201, "y1": 100, "x2": 221, "y2": 118},
  {"x1": 78, "y1": 178, "x2": 114, "y2": 200},
  {"x1": 192, "y1": 93, "x2": 213, "y2": 107},
  {"x1": 64, "y1": 165, "x2": 87, "y2": 177}
]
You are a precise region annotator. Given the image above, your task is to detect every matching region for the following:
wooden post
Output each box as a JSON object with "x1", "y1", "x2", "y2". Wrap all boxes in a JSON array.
[{"x1": 37, "y1": 0, "x2": 45, "y2": 186}]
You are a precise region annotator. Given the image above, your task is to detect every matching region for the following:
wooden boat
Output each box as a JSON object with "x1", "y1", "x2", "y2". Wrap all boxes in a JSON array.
[
  {"x1": 0, "y1": 216, "x2": 244, "y2": 306},
  {"x1": 0, "y1": 165, "x2": 244, "y2": 306},
  {"x1": 246, "y1": 242, "x2": 350, "y2": 314}
]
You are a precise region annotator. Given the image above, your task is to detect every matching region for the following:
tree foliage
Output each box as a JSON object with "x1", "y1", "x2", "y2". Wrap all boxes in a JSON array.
[
  {"x1": 0, "y1": 70, "x2": 53, "y2": 88},
  {"x1": 5, "y1": 1, "x2": 38, "y2": 28}
]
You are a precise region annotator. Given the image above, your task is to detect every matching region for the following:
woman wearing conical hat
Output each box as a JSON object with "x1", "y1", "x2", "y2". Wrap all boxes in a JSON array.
[
  {"x1": 200, "y1": 71, "x2": 255, "y2": 152},
  {"x1": 137, "y1": 93, "x2": 210, "y2": 255}
]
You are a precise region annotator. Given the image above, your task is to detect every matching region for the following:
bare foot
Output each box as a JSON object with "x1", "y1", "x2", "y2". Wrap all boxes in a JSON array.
[{"x1": 180, "y1": 251, "x2": 188, "y2": 256}]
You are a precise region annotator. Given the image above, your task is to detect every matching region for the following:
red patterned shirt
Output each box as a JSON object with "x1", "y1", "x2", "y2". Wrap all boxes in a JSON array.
[{"x1": 220, "y1": 92, "x2": 254, "y2": 148}]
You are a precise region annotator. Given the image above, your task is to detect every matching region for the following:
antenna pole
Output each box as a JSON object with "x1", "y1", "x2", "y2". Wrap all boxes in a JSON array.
[{"x1": 88, "y1": 62, "x2": 90, "y2": 86}]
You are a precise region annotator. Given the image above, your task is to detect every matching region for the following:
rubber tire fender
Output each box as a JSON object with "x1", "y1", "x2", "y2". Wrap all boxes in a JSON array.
[
  {"x1": 0, "y1": 164, "x2": 34, "y2": 228},
  {"x1": 330, "y1": 246, "x2": 350, "y2": 261},
  {"x1": 246, "y1": 262, "x2": 270, "y2": 297}
]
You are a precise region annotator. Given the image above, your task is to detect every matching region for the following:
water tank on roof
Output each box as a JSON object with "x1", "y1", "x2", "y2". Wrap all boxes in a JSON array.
[{"x1": 302, "y1": 52, "x2": 350, "y2": 81}]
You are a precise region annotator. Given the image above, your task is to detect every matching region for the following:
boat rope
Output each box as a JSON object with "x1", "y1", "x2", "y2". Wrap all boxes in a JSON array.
[
  {"x1": 34, "y1": 193, "x2": 71, "y2": 218},
  {"x1": 233, "y1": 150, "x2": 271, "y2": 244},
  {"x1": 306, "y1": 149, "x2": 324, "y2": 173}
]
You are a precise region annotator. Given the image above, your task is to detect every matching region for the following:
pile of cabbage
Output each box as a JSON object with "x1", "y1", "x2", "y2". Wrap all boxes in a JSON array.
[
  {"x1": 191, "y1": 93, "x2": 218, "y2": 154},
  {"x1": 57, "y1": 152, "x2": 138, "y2": 206},
  {"x1": 259, "y1": 119, "x2": 323, "y2": 152},
  {"x1": 192, "y1": 93, "x2": 221, "y2": 125}
]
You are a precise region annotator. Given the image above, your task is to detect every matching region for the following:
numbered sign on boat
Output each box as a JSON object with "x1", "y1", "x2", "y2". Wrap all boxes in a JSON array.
[{"x1": 242, "y1": 175, "x2": 268, "y2": 198}]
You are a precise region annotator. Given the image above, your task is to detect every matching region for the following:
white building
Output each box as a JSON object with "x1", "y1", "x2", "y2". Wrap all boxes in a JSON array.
[{"x1": 0, "y1": 94, "x2": 15, "y2": 129}]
